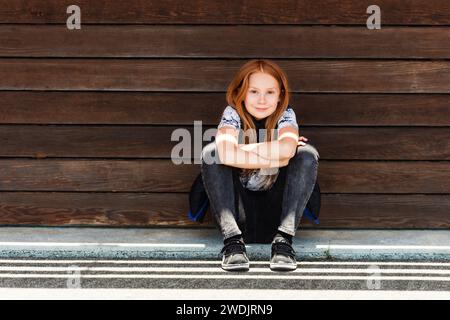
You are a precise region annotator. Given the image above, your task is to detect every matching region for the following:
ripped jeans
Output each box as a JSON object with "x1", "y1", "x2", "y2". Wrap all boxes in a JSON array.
[{"x1": 200, "y1": 141, "x2": 319, "y2": 244}]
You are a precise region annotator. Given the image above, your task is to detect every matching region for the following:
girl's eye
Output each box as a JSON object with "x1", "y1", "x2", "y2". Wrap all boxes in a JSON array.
[{"x1": 249, "y1": 90, "x2": 275, "y2": 94}]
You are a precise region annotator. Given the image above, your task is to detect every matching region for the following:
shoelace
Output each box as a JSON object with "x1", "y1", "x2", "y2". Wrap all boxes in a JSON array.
[
  {"x1": 220, "y1": 240, "x2": 246, "y2": 256},
  {"x1": 271, "y1": 241, "x2": 296, "y2": 259}
]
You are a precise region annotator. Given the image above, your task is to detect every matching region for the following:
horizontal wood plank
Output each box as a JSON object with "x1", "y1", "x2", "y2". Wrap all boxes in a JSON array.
[
  {"x1": 311, "y1": 194, "x2": 450, "y2": 228},
  {"x1": 2, "y1": 25, "x2": 450, "y2": 58},
  {"x1": 0, "y1": 192, "x2": 448, "y2": 228},
  {"x1": 1, "y1": 92, "x2": 449, "y2": 126},
  {"x1": 0, "y1": 0, "x2": 449, "y2": 25},
  {"x1": 1, "y1": 126, "x2": 450, "y2": 160},
  {"x1": 0, "y1": 192, "x2": 201, "y2": 227},
  {"x1": 1, "y1": 59, "x2": 450, "y2": 93},
  {"x1": 0, "y1": 160, "x2": 450, "y2": 193}
]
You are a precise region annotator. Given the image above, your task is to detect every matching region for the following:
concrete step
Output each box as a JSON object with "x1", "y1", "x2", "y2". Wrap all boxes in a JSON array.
[{"x1": 0, "y1": 227, "x2": 448, "y2": 261}]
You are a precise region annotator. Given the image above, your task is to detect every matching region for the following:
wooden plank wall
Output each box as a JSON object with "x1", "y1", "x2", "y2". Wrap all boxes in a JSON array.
[{"x1": 0, "y1": 0, "x2": 449, "y2": 228}]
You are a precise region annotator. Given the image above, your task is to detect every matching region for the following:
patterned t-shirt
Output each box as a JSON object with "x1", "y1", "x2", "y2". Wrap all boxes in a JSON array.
[{"x1": 217, "y1": 105, "x2": 299, "y2": 191}]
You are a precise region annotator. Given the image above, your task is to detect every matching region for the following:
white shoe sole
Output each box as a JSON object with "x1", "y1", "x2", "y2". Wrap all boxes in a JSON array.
[
  {"x1": 221, "y1": 254, "x2": 250, "y2": 271},
  {"x1": 270, "y1": 262, "x2": 297, "y2": 271},
  {"x1": 221, "y1": 263, "x2": 250, "y2": 271}
]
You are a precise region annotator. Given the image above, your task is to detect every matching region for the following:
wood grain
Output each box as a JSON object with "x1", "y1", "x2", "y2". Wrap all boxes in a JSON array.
[
  {"x1": 0, "y1": 0, "x2": 449, "y2": 25},
  {"x1": 0, "y1": 126, "x2": 449, "y2": 160},
  {"x1": 0, "y1": 192, "x2": 448, "y2": 228},
  {"x1": 1, "y1": 59, "x2": 450, "y2": 93},
  {"x1": 1, "y1": 92, "x2": 449, "y2": 126},
  {"x1": 1, "y1": 26, "x2": 450, "y2": 58},
  {"x1": 0, "y1": 160, "x2": 449, "y2": 193}
]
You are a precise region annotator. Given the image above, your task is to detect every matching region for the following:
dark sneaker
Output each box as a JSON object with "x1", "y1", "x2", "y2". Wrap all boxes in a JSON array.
[
  {"x1": 270, "y1": 238, "x2": 297, "y2": 271},
  {"x1": 220, "y1": 239, "x2": 250, "y2": 271}
]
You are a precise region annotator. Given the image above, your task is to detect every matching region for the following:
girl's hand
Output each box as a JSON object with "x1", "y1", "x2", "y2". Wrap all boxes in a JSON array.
[{"x1": 298, "y1": 136, "x2": 308, "y2": 146}]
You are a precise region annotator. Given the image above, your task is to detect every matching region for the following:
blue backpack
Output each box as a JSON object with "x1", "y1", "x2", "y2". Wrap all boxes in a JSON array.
[{"x1": 188, "y1": 172, "x2": 321, "y2": 225}]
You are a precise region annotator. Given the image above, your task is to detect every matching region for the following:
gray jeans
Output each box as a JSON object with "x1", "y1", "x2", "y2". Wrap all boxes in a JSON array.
[{"x1": 200, "y1": 141, "x2": 319, "y2": 243}]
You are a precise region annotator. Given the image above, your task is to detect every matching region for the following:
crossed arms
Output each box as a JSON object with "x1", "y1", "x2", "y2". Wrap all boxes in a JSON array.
[{"x1": 215, "y1": 125, "x2": 301, "y2": 169}]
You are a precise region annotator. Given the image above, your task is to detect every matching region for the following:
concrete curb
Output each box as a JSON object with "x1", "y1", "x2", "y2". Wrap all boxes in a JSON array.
[{"x1": 0, "y1": 227, "x2": 448, "y2": 261}]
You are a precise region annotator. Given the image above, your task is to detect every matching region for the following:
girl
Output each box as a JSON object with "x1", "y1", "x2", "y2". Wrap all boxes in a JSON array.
[{"x1": 200, "y1": 59, "x2": 319, "y2": 271}]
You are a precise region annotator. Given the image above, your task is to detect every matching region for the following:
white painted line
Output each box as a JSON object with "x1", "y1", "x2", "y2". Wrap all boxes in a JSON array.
[
  {"x1": 0, "y1": 289, "x2": 449, "y2": 300},
  {"x1": 297, "y1": 261, "x2": 450, "y2": 266},
  {"x1": 0, "y1": 259, "x2": 225, "y2": 264},
  {"x1": 316, "y1": 245, "x2": 450, "y2": 250},
  {"x1": 0, "y1": 242, "x2": 205, "y2": 248},
  {"x1": 0, "y1": 266, "x2": 449, "y2": 275},
  {"x1": 0, "y1": 260, "x2": 449, "y2": 266},
  {"x1": 0, "y1": 273, "x2": 448, "y2": 281},
  {"x1": 0, "y1": 259, "x2": 222, "y2": 264}
]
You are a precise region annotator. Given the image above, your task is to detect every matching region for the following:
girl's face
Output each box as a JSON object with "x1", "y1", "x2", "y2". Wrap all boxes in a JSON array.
[{"x1": 244, "y1": 72, "x2": 281, "y2": 120}]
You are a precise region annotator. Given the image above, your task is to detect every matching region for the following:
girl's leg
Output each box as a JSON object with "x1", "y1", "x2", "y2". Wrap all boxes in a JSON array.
[
  {"x1": 200, "y1": 141, "x2": 243, "y2": 240},
  {"x1": 278, "y1": 144, "x2": 320, "y2": 237}
]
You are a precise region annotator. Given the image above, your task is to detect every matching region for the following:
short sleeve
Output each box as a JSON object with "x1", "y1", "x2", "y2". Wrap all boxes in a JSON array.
[
  {"x1": 217, "y1": 105, "x2": 241, "y2": 130},
  {"x1": 277, "y1": 105, "x2": 299, "y2": 130}
]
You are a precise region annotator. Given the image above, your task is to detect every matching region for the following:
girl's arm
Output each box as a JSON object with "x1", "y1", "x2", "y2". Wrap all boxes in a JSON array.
[
  {"x1": 223, "y1": 143, "x2": 289, "y2": 169},
  {"x1": 238, "y1": 141, "x2": 288, "y2": 161},
  {"x1": 216, "y1": 126, "x2": 289, "y2": 169},
  {"x1": 239, "y1": 132, "x2": 299, "y2": 162}
]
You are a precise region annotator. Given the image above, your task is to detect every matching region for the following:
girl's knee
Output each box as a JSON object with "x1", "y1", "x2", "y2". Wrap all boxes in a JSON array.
[
  {"x1": 294, "y1": 144, "x2": 320, "y2": 165},
  {"x1": 201, "y1": 142, "x2": 220, "y2": 165}
]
